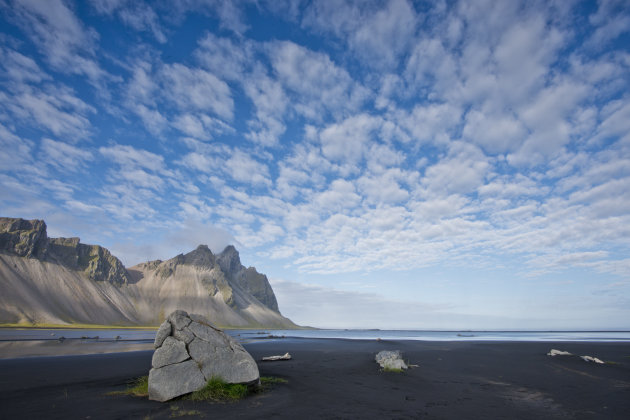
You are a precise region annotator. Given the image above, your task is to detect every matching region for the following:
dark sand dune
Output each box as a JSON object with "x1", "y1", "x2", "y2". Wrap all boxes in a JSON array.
[{"x1": 1, "y1": 340, "x2": 629, "y2": 419}]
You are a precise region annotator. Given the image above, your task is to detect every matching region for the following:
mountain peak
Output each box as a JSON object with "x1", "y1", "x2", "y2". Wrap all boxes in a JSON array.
[
  {"x1": 0, "y1": 217, "x2": 48, "y2": 258},
  {"x1": 182, "y1": 244, "x2": 215, "y2": 268},
  {"x1": 217, "y1": 245, "x2": 241, "y2": 274}
]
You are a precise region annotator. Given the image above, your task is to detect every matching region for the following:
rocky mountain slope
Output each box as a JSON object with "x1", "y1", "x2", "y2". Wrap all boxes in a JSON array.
[{"x1": 0, "y1": 217, "x2": 297, "y2": 328}]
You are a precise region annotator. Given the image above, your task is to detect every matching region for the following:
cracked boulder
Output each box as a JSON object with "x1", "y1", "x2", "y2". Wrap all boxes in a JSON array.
[{"x1": 148, "y1": 310, "x2": 260, "y2": 402}]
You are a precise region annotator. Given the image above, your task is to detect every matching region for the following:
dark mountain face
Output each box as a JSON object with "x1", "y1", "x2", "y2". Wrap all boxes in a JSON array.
[{"x1": 180, "y1": 244, "x2": 280, "y2": 312}]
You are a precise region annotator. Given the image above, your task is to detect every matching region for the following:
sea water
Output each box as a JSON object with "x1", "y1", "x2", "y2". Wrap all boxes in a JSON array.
[
  {"x1": 1, "y1": 328, "x2": 629, "y2": 359},
  {"x1": 237, "y1": 329, "x2": 630, "y2": 342}
]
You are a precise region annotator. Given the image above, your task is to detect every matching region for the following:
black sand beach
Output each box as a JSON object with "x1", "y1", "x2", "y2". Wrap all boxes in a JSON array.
[{"x1": 1, "y1": 339, "x2": 629, "y2": 419}]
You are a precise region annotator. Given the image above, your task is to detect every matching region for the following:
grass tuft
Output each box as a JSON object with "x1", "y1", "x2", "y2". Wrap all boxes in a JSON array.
[
  {"x1": 107, "y1": 376, "x2": 149, "y2": 397},
  {"x1": 260, "y1": 376, "x2": 288, "y2": 385},
  {"x1": 382, "y1": 367, "x2": 404, "y2": 373},
  {"x1": 187, "y1": 377, "x2": 249, "y2": 402}
]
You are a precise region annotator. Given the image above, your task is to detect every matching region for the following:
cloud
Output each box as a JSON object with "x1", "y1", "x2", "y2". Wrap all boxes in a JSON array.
[
  {"x1": 303, "y1": 0, "x2": 419, "y2": 69},
  {"x1": 7, "y1": 0, "x2": 107, "y2": 83},
  {"x1": 160, "y1": 63, "x2": 233, "y2": 120},
  {"x1": 319, "y1": 114, "x2": 381, "y2": 165},
  {"x1": 39, "y1": 138, "x2": 93, "y2": 172},
  {"x1": 0, "y1": 123, "x2": 33, "y2": 171},
  {"x1": 5, "y1": 87, "x2": 95, "y2": 140},
  {"x1": 269, "y1": 41, "x2": 369, "y2": 121},
  {"x1": 225, "y1": 149, "x2": 272, "y2": 187},
  {"x1": 90, "y1": 0, "x2": 167, "y2": 43},
  {"x1": 0, "y1": 47, "x2": 51, "y2": 83}
]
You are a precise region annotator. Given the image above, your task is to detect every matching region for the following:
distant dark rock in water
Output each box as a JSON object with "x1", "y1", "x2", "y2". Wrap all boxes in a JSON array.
[
  {"x1": 0, "y1": 217, "x2": 297, "y2": 329},
  {"x1": 148, "y1": 310, "x2": 259, "y2": 402}
]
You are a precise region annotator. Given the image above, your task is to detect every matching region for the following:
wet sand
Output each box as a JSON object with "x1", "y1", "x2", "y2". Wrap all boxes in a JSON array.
[{"x1": 1, "y1": 339, "x2": 629, "y2": 419}]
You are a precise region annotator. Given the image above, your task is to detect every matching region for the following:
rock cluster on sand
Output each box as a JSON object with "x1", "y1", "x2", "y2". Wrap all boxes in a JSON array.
[
  {"x1": 148, "y1": 310, "x2": 260, "y2": 402},
  {"x1": 375, "y1": 350, "x2": 408, "y2": 370}
]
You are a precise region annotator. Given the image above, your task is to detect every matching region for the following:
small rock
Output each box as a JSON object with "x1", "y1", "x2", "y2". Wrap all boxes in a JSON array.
[
  {"x1": 547, "y1": 349, "x2": 572, "y2": 356},
  {"x1": 580, "y1": 355, "x2": 604, "y2": 364},
  {"x1": 376, "y1": 350, "x2": 408, "y2": 370}
]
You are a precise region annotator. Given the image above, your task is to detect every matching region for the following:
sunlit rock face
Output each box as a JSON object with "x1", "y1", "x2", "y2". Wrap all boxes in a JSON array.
[{"x1": 0, "y1": 217, "x2": 296, "y2": 328}]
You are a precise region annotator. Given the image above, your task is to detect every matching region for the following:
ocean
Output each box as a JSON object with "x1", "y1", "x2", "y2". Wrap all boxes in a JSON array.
[{"x1": 1, "y1": 327, "x2": 629, "y2": 359}]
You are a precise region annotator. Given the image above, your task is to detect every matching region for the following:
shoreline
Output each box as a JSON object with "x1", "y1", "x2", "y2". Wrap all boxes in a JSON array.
[{"x1": 1, "y1": 338, "x2": 629, "y2": 419}]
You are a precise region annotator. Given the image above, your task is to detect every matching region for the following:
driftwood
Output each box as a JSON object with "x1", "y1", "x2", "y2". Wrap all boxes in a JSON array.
[{"x1": 261, "y1": 352, "x2": 292, "y2": 361}]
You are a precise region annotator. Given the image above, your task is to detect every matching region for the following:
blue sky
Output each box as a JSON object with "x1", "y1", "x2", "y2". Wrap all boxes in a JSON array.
[{"x1": 1, "y1": 0, "x2": 629, "y2": 329}]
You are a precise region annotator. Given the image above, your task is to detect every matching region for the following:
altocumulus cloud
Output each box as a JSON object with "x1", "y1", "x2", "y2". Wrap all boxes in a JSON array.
[{"x1": 1, "y1": 0, "x2": 629, "y2": 328}]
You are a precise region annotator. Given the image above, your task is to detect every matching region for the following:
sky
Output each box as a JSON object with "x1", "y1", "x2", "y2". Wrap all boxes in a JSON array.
[{"x1": 1, "y1": 0, "x2": 629, "y2": 330}]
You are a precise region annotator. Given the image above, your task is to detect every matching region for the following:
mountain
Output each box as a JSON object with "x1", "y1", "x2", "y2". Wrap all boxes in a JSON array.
[{"x1": 0, "y1": 217, "x2": 297, "y2": 328}]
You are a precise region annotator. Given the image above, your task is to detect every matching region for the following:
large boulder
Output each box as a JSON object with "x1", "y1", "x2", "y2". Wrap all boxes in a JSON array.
[{"x1": 148, "y1": 310, "x2": 260, "y2": 402}]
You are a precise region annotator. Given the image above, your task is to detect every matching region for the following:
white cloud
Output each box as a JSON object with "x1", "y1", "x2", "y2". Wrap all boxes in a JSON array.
[
  {"x1": 422, "y1": 141, "x2": 490, "y2": 195},
  {"x1": 160, "y1": 63, "x2": 233, "y2": 120},
  {"x1": 303, "y1": 0, "x2": 418, "y2": 69},
  {"x1": 92, "y1": 0, "x2": 167, "y2": 43},
  {"x1": 319, "y1": 114, "x2": 381, "y2": 165},
  {"x1": 195, "y1": 33, "x2": 252, "y2": 81},
  {"x1": 0, "y1": 47, "x2": 50, "y2": 83},
  {"x1": 269, "y1": 41, "x2": 368, "y2": 120},
  {"x1": 100, "y1": 144, "x2": 167, "y2": 173},
  {"x1": 8, "y1": 0, "x2": 107, "y2": 83},
  {"x1": 242, "y1": 70, "x2": 288, "y2": 146},
  {"x1": 357, "y1": 169, "x2": 409, "y2": 205},
  {"x1": 39, "y1": 138, "x2": 93, "y2": 172},
  {"x1": 0, "y1": 123, "x2": 33, "y2": 171},
  {"x1": 225, "y1": 149, "x2": 272, "y2": 187},
  {"x1": 7, "y1": 88, "x2": 94, "y2": 140},
  {"x1": 463, "y1": 108, "x2": 526, "y2": 154}
]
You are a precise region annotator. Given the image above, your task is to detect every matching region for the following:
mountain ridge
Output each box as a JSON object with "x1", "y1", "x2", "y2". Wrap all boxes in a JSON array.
[{"x1": 0, "y1": 217, "x2": 296, "y2": 328}]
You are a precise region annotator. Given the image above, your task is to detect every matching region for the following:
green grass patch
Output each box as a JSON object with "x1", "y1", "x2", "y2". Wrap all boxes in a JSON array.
[
  {"x1": 107, "y1": 376, "x2": 149, "y2": 397},
  {"x1": 260, "y1": 376, "x2": 288, "y2": 385},
  {"x1": 187, "y1": 377, "x2": 249, "y2": 402}
]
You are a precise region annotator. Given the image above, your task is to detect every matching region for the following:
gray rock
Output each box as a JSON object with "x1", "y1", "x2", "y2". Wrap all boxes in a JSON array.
[
  {"x1": 152, "y1": 337, "x2": 190, "y2": 369},
  {"x1": 189, "y1": 337, "x2": 259, "y2": 384},
  {"x1": 154, "y1": 320, "x2": 171, "y2": 348},
  {"x1": 375, "y1": 350, "x2": 408, "y2": 370},
  {"x1": 189, "y1": 313, "x2": 212, "y2": 326},
  {"x1": 173, "y1": 327, "x2": 195, "y2": 344},
  {"x1": 188, "y1": 321, "x2": 229, "y2": 347},
  {"x1": 148, "y1": 360, "x2": 206, "y2": 402},
  {"x1": 168, "y1": 310, "x2": 191, "y2": 330},
  {"x1": 148, "y1": 310, "x2": 260, "y2": 402}
]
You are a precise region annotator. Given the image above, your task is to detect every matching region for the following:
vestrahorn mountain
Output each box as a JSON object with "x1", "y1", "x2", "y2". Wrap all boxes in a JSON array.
[{"x1": 0, "y1": 217, "x2": 297, "y2": 328}]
